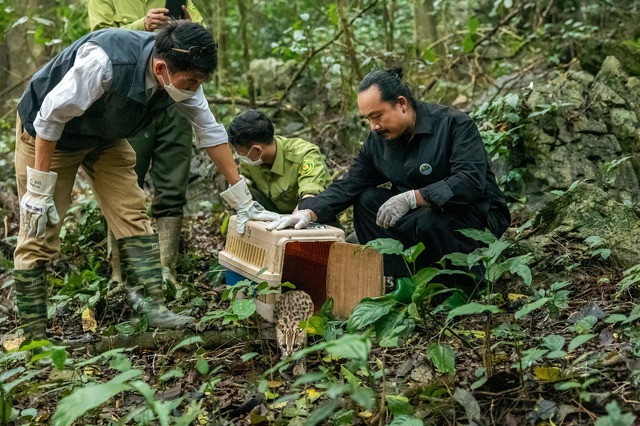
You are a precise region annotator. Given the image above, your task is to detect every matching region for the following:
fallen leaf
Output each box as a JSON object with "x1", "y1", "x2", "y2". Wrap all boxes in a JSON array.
[
  {"x1": 82, "y1": 307, "x2": 97, "y2": 332},
  {"x1": 533, "y1": 366, "x2": 563, "y2": 382},
  {"x1": 3, "y1": 336, "x2": 25, "y2": 351},
  {"x1": 305, "y1": 388, "x2": 322, "y2": 401},
  {"x1": 508, "y1": 293, "x2": 528, "y2": 300}
]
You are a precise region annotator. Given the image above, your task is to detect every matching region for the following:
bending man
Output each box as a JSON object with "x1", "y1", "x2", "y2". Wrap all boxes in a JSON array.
[{"x1": 14, "y1": 22, "x2": 276, "y2": 342}]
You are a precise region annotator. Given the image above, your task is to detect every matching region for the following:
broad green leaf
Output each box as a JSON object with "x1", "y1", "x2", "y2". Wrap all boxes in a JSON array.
[
  {"x1": 0, "y1": 399, "x2": 11, "y2": 425},
  {"x1": 241, "y1": 352, "x2": 259, "y2": 362},
  {"x1": 426, "y1": 342, "x2": 456, "y2": 374},
  {"x1": 306, "y1": 400, "x2": 340, "y2": 426},
  {"x1": 51, "y1": 370, "x2": 142, "y2": 426},
  {"x1": 542, "y1": 335, "x2": 565, "y2": 351},
  {"x1": 2, "y1": 369, "x2": 40, "y2": 394},
  {"x1": 364, "y1": 238, "x2": 404, "y2": 255},
  {"x1": 595, "y1": 400, "x2": 637, "y2": 426},
  {"x1": 514, "y1": 297, "x2": 549, "y2": 319},
  {"x1": 412, "y1": 268, "x2": 464, "y2": 305},
  {"x1": 0, "y1": 367, "x2": 25, "y2": 384},
  {"x1": 447, "y1": 303, "x2": 500, "y2": 321},
  {"x1": 159, "y1": 368, "x2": 184, "y2": 381},
  {"x1": 462, "y1": 34, "x2": 475, "y2": 53},
  {"x1": 402, "y1": 243, "x2": 425, "y2": 263},
  {"x1": 554, "y1": 381, "x2": 582, "y2": 391},
  {"x1": 375, "y1": 309, "x2": 415, "y2": 347},
  {"x1": 317, "y1": 297, "x2": 334, "y2": 318},
  {"x1": 388, "y1": 414, "x2": 424, "y2": 426},
  {"x1": 51, "y1": 346, "x2": 67, "y2": 371},
  {"x1": 351, "y1": 387, "x2": 375, "y2": 410},
  {"x1": 513, "y1": 348, "x2": 548, "y2": 369},
  {"x1": 347, "y1": 296, "x2": 397, "y2": 332},
  {"x1": 546, "y1": 350, "x2": 567, "y2": 359},
  {"x1": 386, "y1": 395, "x2": 414, "y2": 416},
  {"x1": 169, "y1": 336, "x2": 203, "y2": 354},
  {"x1": 505, "y1": 93, "x2": 519, "y2": 110},
  {"x1": 458, "y1": 228, "x2": 497, "y2": 245},
  {"x1": 325, "y1": 334, "x2": 372, "y2": 361},
  {"x1": 196, "y1": 356, "x2": 209, "y2": 375},
  {"x1": 231, "y1": 299, "x2": 256, "y2": 320},
  {"x1": 109, "y1": 354, "x2": 132, "y2": 372},
  {"x1": 305, "y1": 315, "x2": 327, "y2": 336},
  {"x1": 568, "y1": 334, "x2": 596, "y2": 352}
]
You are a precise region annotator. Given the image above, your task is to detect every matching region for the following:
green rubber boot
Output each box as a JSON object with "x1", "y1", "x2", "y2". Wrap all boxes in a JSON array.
[
  {"x1": 156, "y1": 216, "x2": 182, "y2": 291},
  {"x1": 14, "y1": 267, "x2": 48, "y2": 342},
  {"x1": 117, "y1": 234, "x2": 195, "y2": 329}
]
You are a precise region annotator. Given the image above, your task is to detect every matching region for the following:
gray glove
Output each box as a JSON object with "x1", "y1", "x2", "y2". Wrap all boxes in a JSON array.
[
  {"x1": 266, "y1": 210, "x2": 312, "y2": 231},
  {"x1": 20, "y1": 166, "x2": 60, "y2": 238},
  {"x1": 376, "y1": 190, "x2": 417, "y2": 228},
  {"x1": 220, "y1": 179, "x2": 279, "y2": 234}
]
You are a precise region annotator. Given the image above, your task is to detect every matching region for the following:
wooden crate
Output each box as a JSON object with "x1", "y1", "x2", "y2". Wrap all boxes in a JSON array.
[{"x1": 326, "y1": 242, "x2": 384, "y2": 318}]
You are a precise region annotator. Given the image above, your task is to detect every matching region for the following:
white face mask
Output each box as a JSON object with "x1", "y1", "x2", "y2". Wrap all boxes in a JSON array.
[
  {"x1": 238, "y1": 146, "x2": 264, "y2": 166},
  {"x1": 159, "y1": 67, "x2": 196, "y2": 102}
]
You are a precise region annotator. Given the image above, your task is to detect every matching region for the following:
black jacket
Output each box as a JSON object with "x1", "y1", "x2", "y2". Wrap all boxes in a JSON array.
[{"x1": 300, "y1": 102, "x2": 510, "y2": 237}]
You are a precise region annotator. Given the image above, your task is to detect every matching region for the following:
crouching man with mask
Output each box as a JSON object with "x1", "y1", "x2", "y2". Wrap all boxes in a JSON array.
[{"x1": 14, "y1": 22, "x2": 278, "y2": 343}]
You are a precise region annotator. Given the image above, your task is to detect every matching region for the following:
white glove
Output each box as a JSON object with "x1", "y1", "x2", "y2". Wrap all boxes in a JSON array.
[
  {"x1": 376, "y1": 190, "x2": 417, "y2": 229},
  {"x1": 220, "y1": 179, "x2": 279, "y2": 234},
  {"x1": 20, "y1": 166, "x2": 60, "y2": 238},
  {"x1": 266, "y1": 210, "x2": 312, "y2": 231}
]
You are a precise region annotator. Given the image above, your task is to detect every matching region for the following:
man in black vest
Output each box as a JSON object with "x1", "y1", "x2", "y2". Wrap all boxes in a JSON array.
[{"x1": 14, "y1": 22, "x2": 277, "y2": 343}]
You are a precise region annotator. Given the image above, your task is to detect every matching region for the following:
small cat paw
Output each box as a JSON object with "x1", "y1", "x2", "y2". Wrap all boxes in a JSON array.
[{"x1": 292, "y1": 363, "x2": 306, "y2": 376}]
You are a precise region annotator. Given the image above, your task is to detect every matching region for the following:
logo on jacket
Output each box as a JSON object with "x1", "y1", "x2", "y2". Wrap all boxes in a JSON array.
[
  {"x1": 419, "y1": 163, "x2": 432, "y2": 175},
  {"x1": 300, "y1": 160, "x2": 314, "y2": 175}
]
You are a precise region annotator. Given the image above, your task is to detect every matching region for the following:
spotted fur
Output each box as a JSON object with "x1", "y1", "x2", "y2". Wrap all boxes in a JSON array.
[{"x1": 274, "y1": 290, "x2": 314, "y2": 375}]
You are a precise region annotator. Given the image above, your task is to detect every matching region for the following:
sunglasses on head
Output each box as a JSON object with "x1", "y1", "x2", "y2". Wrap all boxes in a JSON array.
[{"x1": 171, "y1": 42, "x2": 218, "y2": 59}]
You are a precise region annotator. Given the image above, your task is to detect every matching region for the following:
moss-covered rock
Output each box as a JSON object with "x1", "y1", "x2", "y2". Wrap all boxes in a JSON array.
[{"x1": 513, "y1": 181, "x2": 640, "y2": 269}]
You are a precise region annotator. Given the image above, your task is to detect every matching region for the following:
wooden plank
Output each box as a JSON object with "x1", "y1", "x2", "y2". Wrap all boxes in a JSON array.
[{"x1": 326, "y1": 242, "x2": 385, "y2": 318}]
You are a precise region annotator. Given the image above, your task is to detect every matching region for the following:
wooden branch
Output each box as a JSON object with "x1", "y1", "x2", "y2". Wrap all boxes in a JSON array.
[
  {"x1": 206, "y1": 96, "x2": 313, "y2": 129},
  {"x1": 63, "y1": 327, "x2": 275, "y2": 353},
  {"x1": 424, "y1": 0, "x2": 527, "y2": 93},
  {"x1": 278, "y1": 0, "x2": 379, "y2": 105}
]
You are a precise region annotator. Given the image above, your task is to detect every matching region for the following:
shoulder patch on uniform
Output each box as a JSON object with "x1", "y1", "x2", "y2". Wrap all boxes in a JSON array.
[{"x1": 300, "y1": 160, "x2": 314, "y2": 175}]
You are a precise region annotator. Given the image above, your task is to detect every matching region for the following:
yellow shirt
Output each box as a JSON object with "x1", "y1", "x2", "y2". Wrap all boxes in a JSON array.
[
  {"x1": 88, "y1": 0, "x2": 203, "y2": 31},
  {"x1": 240, "y1": 136, "x2": 333, "y2": 213}
]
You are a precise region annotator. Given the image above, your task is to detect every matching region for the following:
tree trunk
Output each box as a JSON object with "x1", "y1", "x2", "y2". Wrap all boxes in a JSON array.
[
  {"x1": 381, "y1": 0, "x2": 395, "y2": 52},
  {"x1": 237, "y1": 0, "x2": 255, "y2": 106},
  {"x1": 413, "y1": 0, "x2": 439, "y2": 58},
  {"x1": 337, "y1": 0, "x2": 364, "y2": 81},
  {"x1": 0, "y1": 0, "x2": 57, "y2": 116}
]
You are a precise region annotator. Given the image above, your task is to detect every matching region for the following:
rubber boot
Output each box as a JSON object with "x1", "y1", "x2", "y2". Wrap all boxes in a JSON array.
[
  {"x1": 107, "y1": 229, "x2": 123, "y2": 288},
  {"x1": 14, "y1": 267, "x2": 48, "y2": 342},
  {"x1": 156, "y1": 216, "x2": 182, "y2": 291},
  {"x1": 117, "y1": 234, "x2": 195, "y2": 328}
]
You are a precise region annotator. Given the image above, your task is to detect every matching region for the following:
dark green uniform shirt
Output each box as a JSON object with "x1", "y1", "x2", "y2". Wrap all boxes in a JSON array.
[{"x1": 240, "y1": 136, "x2": 332, "y2": 213}]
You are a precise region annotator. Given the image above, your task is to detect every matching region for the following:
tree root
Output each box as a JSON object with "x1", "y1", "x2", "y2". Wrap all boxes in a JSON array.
[{"x1": 62, "y1": 327, "x2": 275, "y2": 354}]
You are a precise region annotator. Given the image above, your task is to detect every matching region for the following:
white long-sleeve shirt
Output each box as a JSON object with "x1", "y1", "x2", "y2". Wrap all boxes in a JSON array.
[{"x1": 33, "y1": 42, "x2": 228, "y2": 148}]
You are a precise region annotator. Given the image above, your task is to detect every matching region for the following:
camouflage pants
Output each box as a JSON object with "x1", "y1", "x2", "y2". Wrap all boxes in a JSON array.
[{"x1": 14, "y1": 129, "x2": 154, "y2": 270}]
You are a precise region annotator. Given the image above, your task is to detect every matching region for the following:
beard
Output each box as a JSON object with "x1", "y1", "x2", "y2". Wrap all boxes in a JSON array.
[{"x1": 376, "y1": 130, "x2": 414, "y2": 150}]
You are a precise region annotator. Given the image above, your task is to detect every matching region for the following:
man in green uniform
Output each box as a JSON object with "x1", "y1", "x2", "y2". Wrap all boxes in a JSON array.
[
  {"x1": 87, "y1": 0, "x2": 204, "y2": 288},
  {"x1": 227, "y1": 109, "x2": 332, "y2": 214}
]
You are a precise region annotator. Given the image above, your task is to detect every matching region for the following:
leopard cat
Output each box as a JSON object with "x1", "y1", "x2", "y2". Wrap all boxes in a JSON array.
[{"x1": 274, "y1": 290, "x2": 314, "y2": 376}]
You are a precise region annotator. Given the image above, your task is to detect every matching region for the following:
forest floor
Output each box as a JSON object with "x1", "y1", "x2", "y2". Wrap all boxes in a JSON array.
[{"x1": 1, "y1": 183, "x2": 640, "y2": 425}]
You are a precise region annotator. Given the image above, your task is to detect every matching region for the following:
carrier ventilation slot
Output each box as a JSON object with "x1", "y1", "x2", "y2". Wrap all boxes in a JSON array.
[{"x1": 226, "y1": 235, "x2": 267, "y2": 267}]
